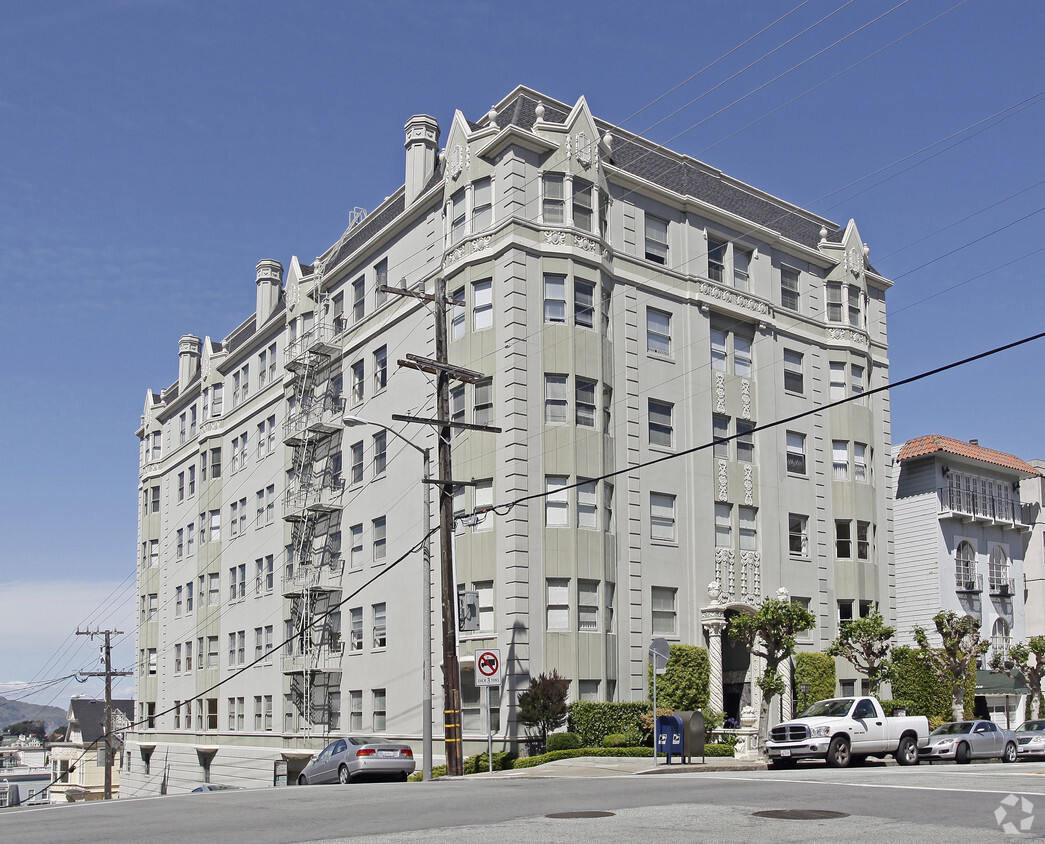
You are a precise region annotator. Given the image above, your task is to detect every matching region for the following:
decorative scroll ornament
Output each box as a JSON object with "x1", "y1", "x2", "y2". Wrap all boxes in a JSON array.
[
  {"x1": 444, "y1": 245, "x2": 466, "y2": 266},
  {"x1": 575, "y1": 131, "x2": 592, "y2": 167},
  {"x1": 471, "y1": 236, "x2": 492, "y2": 253},
  {"x1": 201, "y1": 352, "x2": 211, "y2": 383},
  {"x1": 699, "y1": 282, "x2": 771, "y2": 316},
  {"x1": 741, "y1": 550, "x2": 762, "y2": 604},
  {"x1": 743, "y1": 464, "x2": 753, "y2": 506},
  {"x1": 715, "y1": 547, "x2": 736, "y2": 603},
  {"x1": 543, "y1": 230, "x2": 567, "y2": 246},
  {"x1": 828, "y1": 327, "x2": 869, "y2": 346},
  {"x1": 740, "y1": 379, "x2": 751, "y2": 420},
  {"x1": 575, "y1": 235, "x2": 601, "y2": 255},
  {"x1": 715, "y1": 372, "x2": 726, "y2": 413},
  {"x1": 448, "y1": 144, "x2": 465, "y2": 180},
  {"x1": 287, "y1": 283, "x2": 300, "y2": 310},
  {"x1": 717, "y1": 459, "x2": 729, "y2": 501},
  {"x1": 845, "y1": 246, "x2": 864, "y2": 277}
]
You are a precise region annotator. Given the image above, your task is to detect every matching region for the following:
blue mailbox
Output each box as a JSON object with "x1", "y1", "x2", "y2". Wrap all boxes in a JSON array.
[{"x1": 656, "y1": 714, "x2": 685, "y2": 764}]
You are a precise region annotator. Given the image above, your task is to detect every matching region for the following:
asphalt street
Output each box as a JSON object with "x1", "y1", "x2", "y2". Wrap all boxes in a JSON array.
[{"x1": 4, "y1": 762, "x2": 1045, "y2": 842}]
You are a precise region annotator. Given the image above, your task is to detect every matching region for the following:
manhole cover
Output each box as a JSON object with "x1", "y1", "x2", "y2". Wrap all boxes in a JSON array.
[
  {"x1": 753, "y1": 809, "x2": 849, "y2": 820},
  {"x1": 546, "y1": 811, "x2": 616, "y2": 819}
]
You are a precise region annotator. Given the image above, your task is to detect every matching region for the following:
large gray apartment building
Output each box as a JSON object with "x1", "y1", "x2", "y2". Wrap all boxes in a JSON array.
[{"x1": 126, "y1": 86, "x2": 895, "y2": 793}]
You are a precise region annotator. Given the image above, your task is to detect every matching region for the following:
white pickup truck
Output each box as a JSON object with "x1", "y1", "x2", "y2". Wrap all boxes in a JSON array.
[{"x1": 765, "y1": 696, "x2": 930, "y2": 769}]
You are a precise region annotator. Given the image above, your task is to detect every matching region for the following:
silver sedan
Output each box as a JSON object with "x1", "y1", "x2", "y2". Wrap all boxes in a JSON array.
[
  {"x1": 1014, "y1": 719, "x2": 1045, "y2": 759},
  {"x1": 919, "y1": 720, "x2": 1018, "y2": 764},
  {"x1": 297, "y1": 736, "x2": 415, "y2": 784}
]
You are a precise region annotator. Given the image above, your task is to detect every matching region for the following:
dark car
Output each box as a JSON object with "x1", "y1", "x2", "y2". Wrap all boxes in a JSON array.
[{"x1": 297, "y1": 736, "x2": 415, "y2": 784}]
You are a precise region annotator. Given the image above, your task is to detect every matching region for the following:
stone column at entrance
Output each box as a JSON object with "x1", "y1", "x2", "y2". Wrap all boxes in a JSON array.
[{"x1": 701, "y1": 582, "x2": 727, "y2": 713}]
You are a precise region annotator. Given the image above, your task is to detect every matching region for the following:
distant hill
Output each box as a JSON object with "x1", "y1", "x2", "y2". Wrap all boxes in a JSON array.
[{"x1": 0, "y1": 697, "x2": 68, "y2": 734}]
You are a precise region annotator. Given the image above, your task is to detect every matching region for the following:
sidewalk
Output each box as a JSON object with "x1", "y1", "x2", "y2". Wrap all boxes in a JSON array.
[{"x1": 470, "y1": 755, "x2": 768, "y2": 778}]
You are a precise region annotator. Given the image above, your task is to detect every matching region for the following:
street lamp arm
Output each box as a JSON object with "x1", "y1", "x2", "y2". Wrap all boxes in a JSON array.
[{"x1": 344, "y1": 413, "x2": 428, "y2": 460}]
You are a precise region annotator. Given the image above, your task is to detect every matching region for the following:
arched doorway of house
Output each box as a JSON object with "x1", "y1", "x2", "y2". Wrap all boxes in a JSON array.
[{"x1": 721, "y1": 609, "x2": 751, "y2": 724}]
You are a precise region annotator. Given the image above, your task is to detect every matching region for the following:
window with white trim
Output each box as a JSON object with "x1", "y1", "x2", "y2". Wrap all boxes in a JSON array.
[
  {"x1": 546, "y1": 578, "x2": 569, "y2": 631},
  {"x1": 789, "y1": 514, "x2": 809, "y2": 557},
  {"x1": 545, "y1": 375, "x2": 568, "y2": 424},
  {"x1": 472, "y1": 177, "x2": 492, "y2": 231},
  {"x1": 833, "y1": 441, "x2": 849, "y2": 481},
  {"x1": 474, "y1": 378, "x2": 493, "y2": 427},
  {"x1": 546, "y1": 475, "x2": 569, "y2": 526},
  {"x1": 783, "y1": 349, "x2": 804, "y2": 394},
  {"x1": 449, "y1": 188, "x2": 466, "y2": 245},
  {"x1": 854, "y1": 443, "x2": 868, "y2": 482},
  {"x1": 739, "y1": 506, "x2": 757, "y2": 551},
  {"x1": 647, "y1": 307, "x2": 671, "y2": 356},
  {"x1": 451, "y1": 287, "x2": 465, "y2": 340},
  {"x1": 780, "y1": 266, "x2": 800, "y2": 311},
  {"x1": 577, "y1": 480, "x2": 597, "y2": 529},
  {"x1": 578, "y1": 580, "x2": 599, "y2": 632},
  {"x1": 786, "y1": 431, "x2": 806, "y2": 475},
  {"x1": 575, "y1": 280, "x2": 595, "y2": 329},
  {"x1": 648, "y1": 399, "x2": 673, "y2": 448},
  {"x1": 544, "y1": 274, "x2": 566, "y2": 323},
  {"x1": 651, "y1": 586, "x2": 677, "y2": 636},
  {"x1": 715, "y1": 503, "x2": 731, "y2": 547},
  {"x1": 542, "y1": 173, "x2": 565, "y2": 224},
  {"x1": 644, "y1": 214, "x2": 668, "y2": 264},
  {"x1": 573, "y1": 178, "x2": 593, "y2": 231},
  {"x1": 473, "y1": 279, "x2": 492, "y2": 330},
  {"x1": 372, "y1": 603, "x2": 386, "y2": 649},
  {"x1": 650, "y1": 492, "x2": 676, "y2": 542}
]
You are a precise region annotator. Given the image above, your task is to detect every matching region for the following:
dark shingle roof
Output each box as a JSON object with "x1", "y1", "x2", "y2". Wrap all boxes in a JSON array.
[
  {"x1": 69, "y1": 699, "x2": 134, "y2": 745},
  {"x1": 324, "y1": 195, "x2": 407, "y2": 275}
]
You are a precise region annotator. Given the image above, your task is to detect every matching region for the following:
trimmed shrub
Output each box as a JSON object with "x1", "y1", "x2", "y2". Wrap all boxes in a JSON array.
[
  {"x1": 408, "y1": 750, "x2": 516, "y2": 781},
  {"x1": 890, "y1": 646, "x2": 958, "y2": 720},
  {"x1": 794, "y1": 651, "x2": 836, "y2": 710},
  {"x1": 602, "y1": 734, "x2": 628, "y2": 748},
  {"x1": 546, "y1": 732, "x2": 583, "y2": 752},
  {"x1": 568, "y1": 701, "x2": 648, "y2": 747},
  {"x1": 647, "y1": 644, "x2": 711, "y2": 712},
  {"x1": 705, "y1": 743, "x2": 735, "y2": 757},
  {"x1": 512, "y1": 747, "x2": 655, "y2": 769}
]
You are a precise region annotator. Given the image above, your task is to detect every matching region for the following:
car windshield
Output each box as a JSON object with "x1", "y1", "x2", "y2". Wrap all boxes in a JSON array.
[
  {"x1": 931, "y1": 722, "x2": 973, "y2": 736},
  {"x1": 800, "y1": 699, "x2": 854, "y2": 718},
  {"x1": 346, "y1": 737, "x2": 375, "y2": 746},
  {"x1": 1017, "y1": 721, "x2": 1045, "y2": 732}
]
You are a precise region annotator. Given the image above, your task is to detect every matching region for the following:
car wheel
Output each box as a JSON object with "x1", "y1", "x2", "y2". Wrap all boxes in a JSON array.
[
  {"x1": 338, "y1": 765, "x2": 352, "y2": 784},
  {"x1": 895, "y1": 736, "x2": 919, "y2": 766},
  {"x1": 826, "y1": 736, "x2": 851, "y2": 768},
  {"x1": 297, "y1": 775, "x2": 308, "y2": 786},
  {"x1": 956, "y1": 742, "x2": 971, "y2": 764},
  {"x1": 1003, "y1": 742, "x2": 1018, "y2": 763},
  {"x1": 770, "y1": 758, "x2": 797, "y2": 770}
]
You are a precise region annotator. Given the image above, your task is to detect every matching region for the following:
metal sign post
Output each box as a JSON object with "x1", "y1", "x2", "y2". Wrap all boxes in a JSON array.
[
  {"x1": 474, "y1": 649, "x2": 502, "y2": 774},
  {"x1": 649, "y1": 638, "x2": 670, "y2": 766}
]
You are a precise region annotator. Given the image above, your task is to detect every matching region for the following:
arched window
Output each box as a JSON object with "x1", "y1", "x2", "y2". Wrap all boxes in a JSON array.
[
  {"x1": 989, "y1": 546, "x2": 1010, "y2": 593},
  {"x1": 992, "y1": 618, "x2": 1011, "y2": 661},
  {"x1": 955, "y1": 542, "x2": 976, "y2": 590}
]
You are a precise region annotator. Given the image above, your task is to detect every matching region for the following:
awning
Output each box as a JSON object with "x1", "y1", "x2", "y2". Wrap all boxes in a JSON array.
[{"x1": 976, "y1": 669, "x2": 1030, "y2": 695}]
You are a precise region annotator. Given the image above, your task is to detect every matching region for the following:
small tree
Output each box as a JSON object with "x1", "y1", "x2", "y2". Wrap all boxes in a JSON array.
[
  {"x1": 990, "y1": 636, "x2": 1045, "y2": 719},
  {"x1": 728, "y1": 597, "x2": 815, "y2": 752},
  {"x1": 2, "y1": 720, "x2": 46, "y2": 740},
  {"x1": 826, "y1": 610, "x2": 895, "y2": 697},
  {"x1": 913, "y1": 610, "x2": 989, "y2": 721},
  {"x1": 517, "y1": 670, "x2": 569, "y2": 751},
  {"x1": 646, "y1": 644, "x2": 711, "y2": 712}
]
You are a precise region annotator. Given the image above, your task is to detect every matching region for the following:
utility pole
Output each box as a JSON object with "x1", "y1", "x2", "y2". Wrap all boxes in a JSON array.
[
  {"x1": 381, "y1": 276, "x2": 499, "y2": 778},
  {"x1": 77, "y1": 628, "x2": 131, "y2": 799}
]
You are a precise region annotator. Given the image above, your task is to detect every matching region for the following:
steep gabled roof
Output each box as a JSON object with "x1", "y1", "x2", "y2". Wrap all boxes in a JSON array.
[{"x1": 898, "y1": 434, "x2": 1041, "y2": 477}]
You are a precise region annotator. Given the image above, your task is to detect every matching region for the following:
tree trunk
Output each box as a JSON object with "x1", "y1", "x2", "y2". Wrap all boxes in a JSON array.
[
  {"x1": 757, "y1": 695, "x2": 773, "y2": 755},
  {"x1": 953, "y1": 686, "x2": 965, "y2": 721}
]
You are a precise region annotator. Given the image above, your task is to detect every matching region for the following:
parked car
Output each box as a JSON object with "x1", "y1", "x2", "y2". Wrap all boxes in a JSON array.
[
  {"x1": 191, "y1": 783, "x2": 241, "y2": 793},
  {"x1": 297, "y1": 737, "x2": 415, "y2": 784},
  {"x1": 765, "y1": 697, "x2": 929, "y2": 768},
  {"x1": 1013, "y1": 719, "x2": 1045, "y2": 760},
  {"x1": 919, "y1": 720, "x2": 1018, "y2": 764}
]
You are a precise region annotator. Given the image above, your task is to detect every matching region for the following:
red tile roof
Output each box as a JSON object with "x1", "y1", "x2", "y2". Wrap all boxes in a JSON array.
[{"x1": 897, "y1": 434, "x2": 1041, "y2": 476}]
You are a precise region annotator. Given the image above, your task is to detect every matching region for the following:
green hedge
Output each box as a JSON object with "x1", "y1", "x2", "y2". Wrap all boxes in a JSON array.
[
  {"x1": 647, "y1": 644, "x2": 711, "y2": 712},
  {"x1": 889, "y1": 646, "x2": 977, "y2": 720},
  {"x1": 512, "y1": 745, "x2": 734, "y2": 768},
  {"x1": 546, "y1": 732, "x2": 583, "y2": 752},
  {"x1": 407, "y1": 751, "x2": 516, "y2": 781},
  {"x1": 794, "y1": 652, "x2": 836, "y2": 709},
  {"x1": 568, "y1": 701, "x2": 649, "y2": 747}
]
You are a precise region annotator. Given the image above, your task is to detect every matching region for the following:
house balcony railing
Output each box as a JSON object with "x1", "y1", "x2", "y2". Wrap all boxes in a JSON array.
[
  {"x1": 282, "y1": 472, "x2": 346, "y2": 520},
  {"x1": 281, "y1": 641, "x2": 345, "y2": 674},
  {"x1": 989, "y1": 577, "x2": 1017, "y2": 598},
  {"x1": 283, "y1": 394, "x2": 346, "y2": 445},
  {"x1": 284, "y1": 321, "x2": 339, "y2": 370},
  {"x1": 282, "y1": 558, "x2": 345, "y2": 597},
  {"x1": 955, "y1": 572, "x2": 983, "y2": 594},
  {"x1": 938, "y1": 487, "x2": 1029, "y2": 530}
]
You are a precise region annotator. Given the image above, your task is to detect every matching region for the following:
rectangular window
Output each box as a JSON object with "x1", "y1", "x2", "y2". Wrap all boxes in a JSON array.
[
  {"x1": 546, "y1": 578, "x2": 569, "y2": 631},
  {"x1": 350, "y1": 690, "x2": 363, "y2": 732},
  {"x1": 851, "y1": 364, "x2": 865, "y2": 397},
  {"x1": 848, "y1": 285, "x2": 861, "y2": 327},
  {"x1": 373, "y1": 431, "x2": 387, "y2": 476},
  {"x1": 210, "y1": 447, "x2": 221, "y2": 479},
  {"x1": 736, "y1": 420, "x2": 754, "y2": 464},
  {"x1": 789, "y1": 514, "x2": 808, "y2": 557},
  {"x1": 836, "y1": 521, "x2": 852, "y2": 559},
  {"x1": 545, "y1": 475, "x2": 569, "y2": 526},
  {"x1": 544, "y1": 274, "x2": 566, "y2": 323},
  {"x1": 473, "y1": 480, "x2": 493, "y2": 532},
  {"x1": 854, "y1": 442, "x2": 868, "y2": 482},
  {"x1": 786, "y1": 431, "x2": 806, "y2": 475},
  {"x1": 451, "y1": 287, "x2": 465, "y2": 340},
  {"x1": 646, "y1": 307, "x2": 671, "y2": 356},
  {"x1": 351, "y1": 359, "x2": 364, "y2": 404},
  {"x1": 207, "y1": 636, "x2": 219, "y2": 669},
  {"x1": 856, "y1": 521, "x2": 871, "y2": 560},
  {"x1": 188, "y1": 464, "x2": 196, "y2": 495},
  {"x1": 651, "y1": 586, "x2": 677, "y2": 636},
  {"x1": 829, "y1": 362, "x2": 846, "y2": 401},
  {"x1": 148, "y1": 648, "x2": 157, "y2": 675},
  {"x1": 739, "y1": 506, "x2": 757, "y2": 551},
  {"x1": 576, "y1": 378, "x2": 596, "y2": 428},
  {"x1": 572, "y1": 178, "x2": 594, "y2": 232},
  {"x1": 372, "y1": 689, "x2": 386, "y2": 732},
  {"x1": 733, "y1": 248, "x2": 751, "y2": 291},
  {"x1": 574, "y1": 280, "x2": 594, "y2": 328},
  {"x1": 372, "y1": 516, "x2": 386, "y2": 561},
  {"x1": 783, "y1": 349, "x2": 804, "y2": 394},
  {"x1": 734, "y1": 333, "x2": 753, "y2": 376},
  {"x1": 577, "y1": 480, "x2": 597, "y2": 529},
  {"x1": 351, "y1": 441, "x2": 364, "y2": 485},
  {"x1": 472, "y1": 176, "x2": 492, "y2": 231},
  {"x1": 648, "y1": 399, "x2": 673, "y2": 448},
  {"x1": 644, "y1": 214, "x2": 668, "y2": 264},
  {"x1": 650, "y1": 492, "x2": 676, "y2": 542},
  {"x1": 449, "y1": 188, "x2": 466, "y2": 244},
  {"x1": 708, "y1": 238, "x2": 726, "y2": 283},
  {"x1": 715, "y1": 503, "x2": 732, "y2": 547},
  {"x1": 543, "y1": 173, "x2": 564, "y2": 224},
  {"x1": 373, "y1": 346, "x2": 387, "y2": 392},
  {"x1": 780, "y1": 267, "x2": 799, "y2": 311},
  {"x1": 350, "y1": 608, "x2": 363, "y2": 652},
  {"x1": 826, "y1": 282, "x2": 843, "y2": 322},
  {"x1": 833, "y1": 440, "x2": 850, "y2": 481},
  {"x1": 472, "y1": 377, "x2": 493, "y2": 427},
  {"x1": 710, "y1": 328, "x2": 727, "y2": 371},
  {"x1": 578, "y1": 579, "x2": 599, "y2": 632},
  {"x1": 544, "y1": 374, "x2": 568, "y2": 424},
  {"x1": 473, "y1": 279, "x2": 492, "y2": 330},
  {"x1": 150, "y1": 485, "x2": 160, "y2": 513},
  {"x1": 838, "y1": 600, "x2": 854, "y2": 624},
  {"x1": 372, "y1": 603, "x2": 387, "y2": 649},
  {"x1": 208, "y1": 573, "x2": 220, "y2": 606},
  {"x1": 451, "y1": 385, "x2": 465, "y2": 436},
  {"x1": 178, "y1": 472, "x2": 185, "y2": 501},
  {"x1": 374, "y1": 258, "x2": 388, "y2": 306},
  {"x1": 350, "y1": 523, "x2": 363, "y2": 569},
  {"x1": 713, "y1": 414, "x2": 730, "y2": 460}
]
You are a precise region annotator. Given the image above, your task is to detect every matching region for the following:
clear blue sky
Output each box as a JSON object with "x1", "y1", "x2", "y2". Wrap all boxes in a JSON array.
[{"x1": 2, "y1": 0, "x2": 1042, "y2": 707}]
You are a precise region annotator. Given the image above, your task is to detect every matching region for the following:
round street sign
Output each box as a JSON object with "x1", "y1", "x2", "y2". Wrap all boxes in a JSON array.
[{"x1": 475, "y1": 649, "x2": 502, "y2": 686}]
